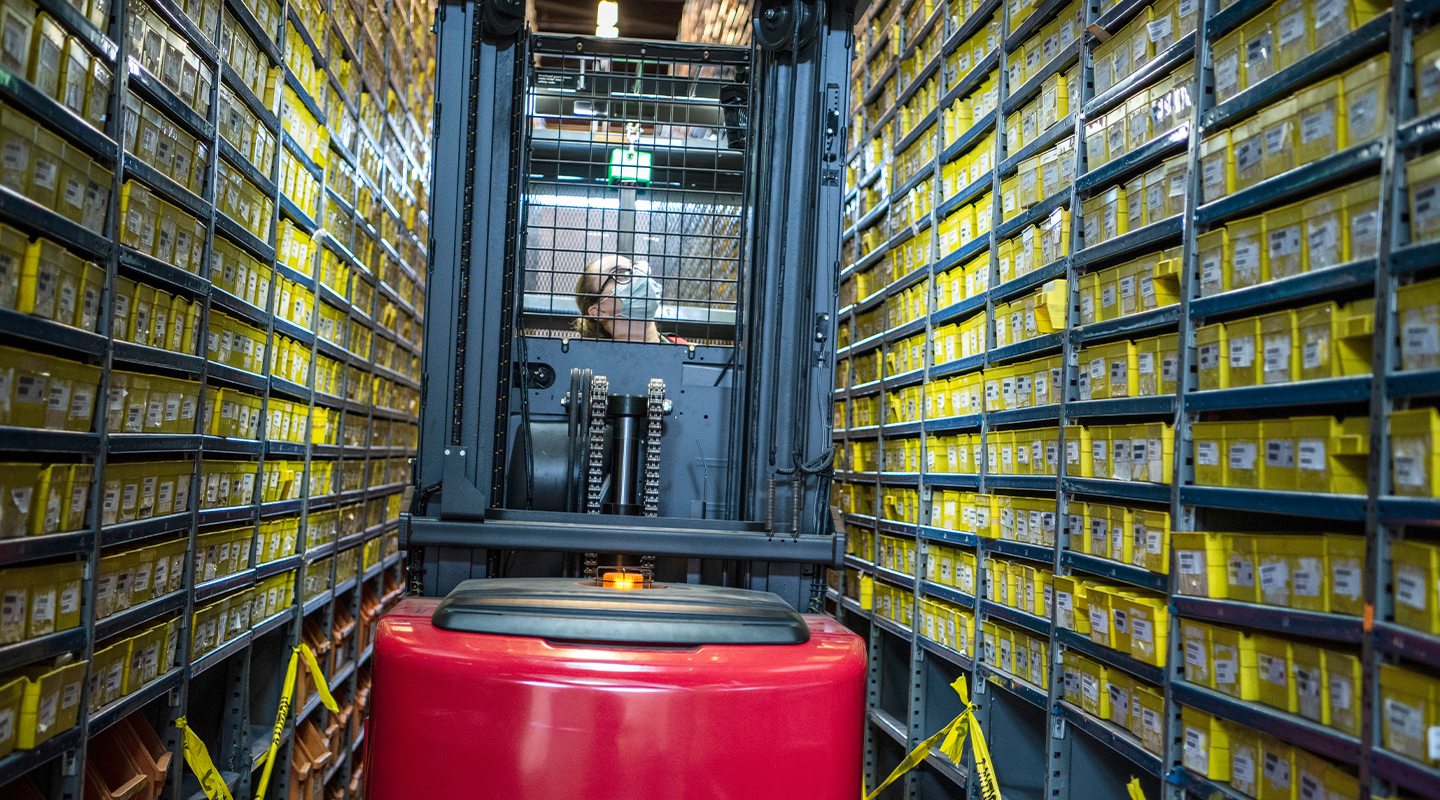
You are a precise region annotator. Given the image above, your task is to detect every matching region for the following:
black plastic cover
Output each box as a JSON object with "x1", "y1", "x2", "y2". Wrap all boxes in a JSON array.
[{"x1": 430, "y1": 578, "x2": 811, "y2": 645}]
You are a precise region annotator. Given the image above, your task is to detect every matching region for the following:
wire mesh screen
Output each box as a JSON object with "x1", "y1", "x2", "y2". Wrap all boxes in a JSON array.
[{"x1": 522, "y1": 36, "x2": 752, "y2": 346}]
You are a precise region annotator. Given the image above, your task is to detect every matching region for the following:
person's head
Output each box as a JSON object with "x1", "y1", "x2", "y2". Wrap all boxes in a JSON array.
[{"x1": 573, "y1": 255, "x2": 662, "y2": 342}]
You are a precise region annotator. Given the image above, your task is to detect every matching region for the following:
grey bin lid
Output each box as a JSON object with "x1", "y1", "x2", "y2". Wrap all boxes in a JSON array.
[{"x1": 430, "y1": 578, "x2": 811, "y2": 645}]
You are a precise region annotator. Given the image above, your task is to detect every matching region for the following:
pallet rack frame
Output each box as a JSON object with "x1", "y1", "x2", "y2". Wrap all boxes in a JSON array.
[
  {"x1": 833, "y1": 0, "x2": 1440, "y2": 796},
  {"x1": 0, "y1": 0, "x2": 426, "y2": 794}
]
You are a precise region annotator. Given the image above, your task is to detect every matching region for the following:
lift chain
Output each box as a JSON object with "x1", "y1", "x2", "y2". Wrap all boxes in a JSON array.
[
  {"x1": 584, "y1": 374, "x2": 610, "y2": 514},
  {"x1": 642, "y1": 378, "x2": 665, "y2": 516}
]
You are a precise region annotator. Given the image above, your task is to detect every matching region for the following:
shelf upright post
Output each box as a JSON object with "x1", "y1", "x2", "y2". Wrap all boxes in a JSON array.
[
  {"x1": 177, "y1": 13, "x2": 229, "y2": 800},
  {"x1": 51, "y1": 6, "x2": 128, "y2": 797},
  {"x1": 1045, "y1": 0, "x2": 1097, "y2": 794},
  {"x1": 966, "y1": 0, "x2": 1011, "y2": 743},
  {"x1": 1155, "y1": 3, "x2": 1207, "y2": 796},
  {"x1": 854, "y1": 8, "x2": 884, "y2": 798},
  {"x1": 1363, "y1": 1, "x2": 1413, "y2": 794}
]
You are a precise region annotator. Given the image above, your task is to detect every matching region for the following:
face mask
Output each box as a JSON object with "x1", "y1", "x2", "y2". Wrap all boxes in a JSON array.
[{"x1": 611, "y1": 262, "x2": 661, "y2": 321}]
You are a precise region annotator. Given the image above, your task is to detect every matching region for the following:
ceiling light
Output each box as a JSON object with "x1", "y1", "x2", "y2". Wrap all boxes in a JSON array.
[{"x1": 597, "y1": 0, "x2": 618, "y2": 37}]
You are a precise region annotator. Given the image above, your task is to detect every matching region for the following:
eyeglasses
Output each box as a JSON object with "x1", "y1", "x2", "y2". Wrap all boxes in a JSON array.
[{"x1": 597, "y1": 262, "x2": 634, "y2": 293}]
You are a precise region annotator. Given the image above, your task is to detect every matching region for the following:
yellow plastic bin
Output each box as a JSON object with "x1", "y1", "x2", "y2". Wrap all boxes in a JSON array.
[
  {"x1": 15, "y1": 658, "x2": 86, "y2": 748},
  {"x1": 1197, "y1": 228, "x2": 1229, "y2": 297},
  {"x1": 1325, "y1": 648, "x2": 1363, "y2": 737},
  {"x1": 1181, "y1": 705, "x2": 1230, "y2": 780},
  {"x1": 1182, "y1": 620, "x2": 1215, "y2": 687},
  {"x1": 1258, "y1": 309, "x2": 1298, "y2": 385},
  {"x1": 1378, "y1": 663, "x2": 1434, "y2": 762},
  {"x1": 1227, "y1": 216, "x2": 1267, "y2": 292},
  {"x1": 1392, "y1": 538, "x2": 1440, "y2": 634},
  {"x1": 1228, "y1": 724, "x2": 1262, "y2": 799},
  {"x1": 1174, "y1": 531, "x2": 1229, "y2": 597},
  {"x1": 1342, "y1": 53, "x2": 1389, "y2": 147},
  {"x1": 1211, "y1": 624, "x2": 1260, "y2": 700},
  {"x1": 1410, "y1": 150, "x2": 1440, "y2": 244},
  {"x1": 1255, "y1": 634, "x2": 1297, "y2": 712},
  {"x1": 1226, "y1": 535, "x2": 1263, "y2": 604},
  {"x1": 1326, "y1": 533, "x2": 1365, "y2": 617},
  {"x1": 1292, "y1": 643, "x2": 1327, "y2": 724},
  {"x1": 1291, "y1": 415, "x2": 1369, "y2": 494},
  {"x1": 1398, "y1": 276, "x2": 1440, "y2": 372},
  {"x1": 1390, "y1": 407, "x2": 1440, "y2": 497},
  {"x1": 1199, "y1": 130, "x2": 1234, "y2": 205},
  {"x1": 1260, "y1": 419, "x2": 1297, "y2": 491}
]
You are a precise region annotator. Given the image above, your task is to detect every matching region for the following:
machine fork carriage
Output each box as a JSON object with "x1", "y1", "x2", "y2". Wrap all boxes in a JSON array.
[{"x1": 409, "y1": 1, "x2": 855, "y2": 608}]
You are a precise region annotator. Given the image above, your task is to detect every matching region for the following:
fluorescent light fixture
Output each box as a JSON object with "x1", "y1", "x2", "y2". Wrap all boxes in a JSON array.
[{"x1": 597, "y1": 0, "x2": 618, "y2": 36}]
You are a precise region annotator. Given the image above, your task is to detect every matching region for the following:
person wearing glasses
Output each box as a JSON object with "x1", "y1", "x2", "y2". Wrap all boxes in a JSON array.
[{"x1": 572, "y1": 254, "x2": 687, "y2": 344}]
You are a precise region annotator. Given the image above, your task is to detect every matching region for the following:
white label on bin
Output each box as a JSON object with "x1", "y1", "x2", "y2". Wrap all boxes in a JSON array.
[
  {"x1": 1232, "y1": 750, "x2": 1254, "y2": 786},
  {"x1": 59, "y1": 583, "x2": 77, "y2": 614},
  {"x1": 1279, "y1": 10, "x2": 1306, "y2": 44},
  {"x1": 1313, "y1": 0, "x2": 1344, "y2": 26},
  {"x1": 1269, "y1": 226, "x2": 1301, "y2": 258},
  {"x1": 1395, "y1": 454, "x2": 1427, "y2": 488},
  {"x1": 1230, "y1": 555, "x2": 1256, "y2": 587},
  {"x1": 1388, "y1": 698, "x2": 1425, "y2": 740},
  {"x1": 1215, "y1": 52, "x2": 1239, "y2": 93},
  {"x1": 1089, "y1": 606, "x2": 1107, "y2": 634},
  {"x1": 1196, "y1": 440, "x2": 1220, "y2": 466},
  {"x1": 1235, "y1": 137, "x2": 1261, "y2": 173},
  {"x1": 1397, "y1": 565, "x2": 1427, "y2": 609},
  {"x1": 1229, "y1": 442, "x2": 1257, "y2": 470},
  {"x1": 1261, "y1": 654, "x2": 1289, "y2": 687},
  {"x1": 1230, "y1": 336, "x2": 1255, "y2": 368},
  {"x1": 1178, "y1": 550, "x2": 1202, "y2": 575},
  {"x1": 1267, "y1": 437, "x2": 1294, "y2": 468},
  {"x1": 1202, "y1": 158, "x2": 1224, "y2": 193},
  {"x1": 1297, "y1": 438, "x2": 1326, "y2": 471},
  {"x1": 1215, "y1": 656, "x2": 1236, "y2": 685},
  {"x1": 1185, "y1": 640, "x2": 1207, "y2": 670},
  {"x1": 1264, "y1": 123, "x2": 1289, "y2": 157},
  {"x1": 1234, "y1": 240, "x2": 1261, "y2": 279},
  {"x1": 1303, "y1": 339, "x2": 1325, "y2": 370},
  {"x1": 1184, "y1": 726, "x2": 1207, "y2": 770},
  {"x1": 1428, "y1": 727, "x2": 1440, "y2": 760},
  {"x1": 1332, "y1": 565, "x2": 1361, "y2": 599},
  {"x1": 1349, "y1": 89, "x2": 1379, "y2": 140},
  {"x1": 26, "y1": 584, "x2": 52, "y2": 626},
  {"x1": 1259, "y1": 561, "x2": 1288, "y2": 593},
  {"x1": 1147, "y1": 16, "x2": 1171, "y2": 42},
  {"x1": 1293, "y1": 558, "x2": 1321, "y2": 596},
  {"x1": 1352, "y1": 209, "x2": 1379, "y2": 246},
  {"x1": 1132, "y1": 617, "x2": 1152, "y2": 643},
  {"x1": 1404, "y1": 323, "x2": 1440, "y2": 357},
  {"x1": 1264, "y1": 753, "x2": 1291, "y2": 787},
  {"x1": 1308, "y1": 218, "x2": 1337, "y2": 257},
  {"x1": 1301, "y1": 108, "x2": 1334, "y2": 144}
]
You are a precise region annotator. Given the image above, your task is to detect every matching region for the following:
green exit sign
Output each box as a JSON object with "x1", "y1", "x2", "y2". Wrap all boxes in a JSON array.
[{"x1": 609, "y1": 148, "x2": 652, "y2": 184}]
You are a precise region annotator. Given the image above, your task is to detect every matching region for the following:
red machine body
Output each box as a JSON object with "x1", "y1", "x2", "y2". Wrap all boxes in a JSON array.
[{"x1": 365, "y1": 593, "x2": 866, "y2": 799}]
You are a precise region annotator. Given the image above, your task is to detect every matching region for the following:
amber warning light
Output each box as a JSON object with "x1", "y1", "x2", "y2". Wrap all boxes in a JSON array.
[{"x1": 598, "y1": 569, "x2": 651, "y2": 591}]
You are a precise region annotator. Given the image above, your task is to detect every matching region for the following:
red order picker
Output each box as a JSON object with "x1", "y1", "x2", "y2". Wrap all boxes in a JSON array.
[{"x1": 365, "y1": 1, "x2": 871, "y2": 797}]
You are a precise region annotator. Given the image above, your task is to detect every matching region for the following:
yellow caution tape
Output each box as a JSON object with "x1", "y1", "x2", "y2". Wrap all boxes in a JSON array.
[
  {"x1": 252, "y1": 643, "x2": 339, "y2": 800},
  {"x1": 299, "y1": 642, "x2": 339, "y2": 713},
  {"x1": 253, "y1": 647, "x2": 303, "y2": 799},
  {"x1": 1126, "y1": 777, "x2": 1148, "y2": 800},
  {"x1": 956, "y1": 678, "x2": 1003, "y2": 800},
  {"x1": 177, "y1": 717, "x2": 234, "y2": 800},
  {"x1": 863, "y1": 678, "x2": 1002, "y2": 800}
]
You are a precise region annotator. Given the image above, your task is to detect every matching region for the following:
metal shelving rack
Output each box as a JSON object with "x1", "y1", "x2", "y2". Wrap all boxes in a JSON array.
[
  {"x1": 832, "y1": 0, "x2": 1440, "y2": 796},
  {"x1": 0, "y1": 0, "x2": 427, "y2": 794}
]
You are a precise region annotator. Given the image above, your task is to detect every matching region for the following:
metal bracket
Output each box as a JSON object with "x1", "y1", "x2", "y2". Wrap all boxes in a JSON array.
[{"x1": 439, "y1": 448, "x2": 489, "y2": 519}]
